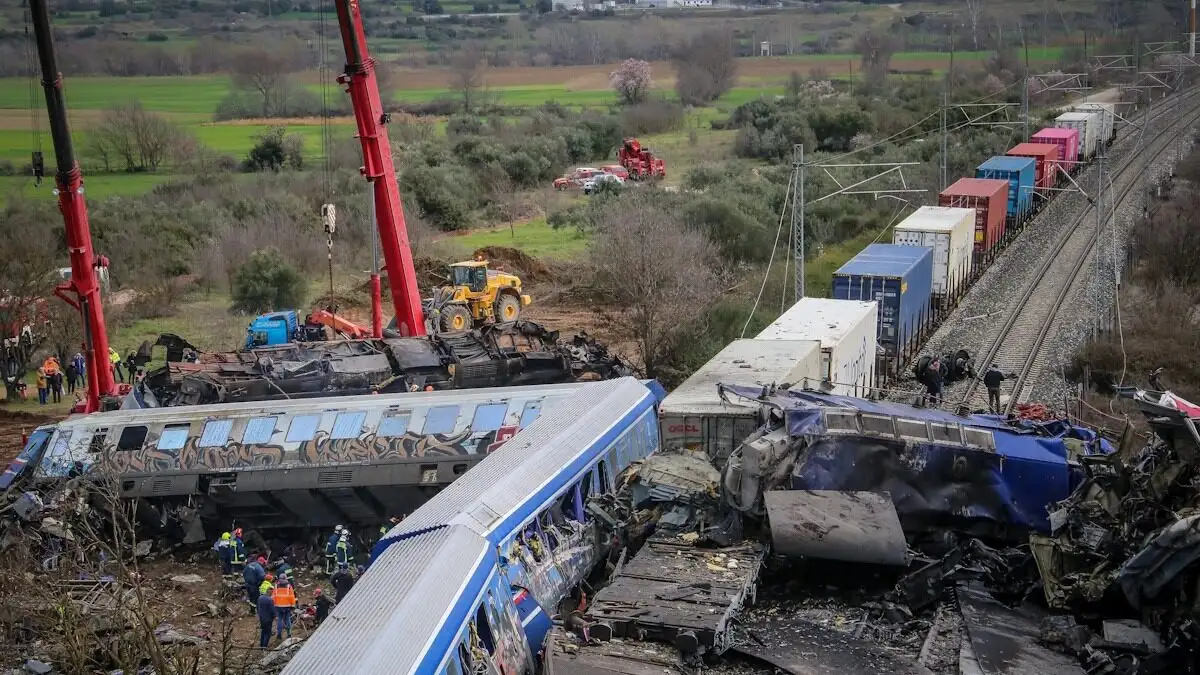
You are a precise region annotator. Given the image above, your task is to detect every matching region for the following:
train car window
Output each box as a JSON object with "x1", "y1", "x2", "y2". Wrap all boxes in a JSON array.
[
  {"x1": 558, "y1": 484, "x2": 581, "y2": 522},
  {"x1": 157, "y1": 424, "x2": 190, "y2": 450},
  {"x1": 116, "y1": 426, "x2": 148, "y2": 451},
  {"x1": 198, "y1": 419, "x2": 234, "y2": 448},
  {"x1": 89, "y1": 428, "x2": 109, "y2": 454},
  {"x1": 580, "y1": 469, "x2": 594, "y2": 503},
  {"x1": 286, "y1": 415, "x2": 322, "y2": 443},
  {"x1": 378, "y1": 413, "x2": 411, "y2": 437},
  {"x1": 242, "y1": 417, "x2": 278, "y2": 444},
  {"x1": 331, "y1": 411, "x2": 367, "y2": 440},
  {"x1": 423, "y1": 406, "x2": 459, "y2": 435},
  {"x1": 519, "y1": 401, "x2": 542, "y2": 429},
  {"x1": 471, "y1": 404, "x2": 508, "y2": 432},
  {"x1": 474, "y1": 605, "x2": 496, "y2": 654},
  {"x1": 598, "y1": 460, "x2": 611, "y2": 493},
  {"x1": 444, "y1": 651, "x2": 465, "y2": 675}
]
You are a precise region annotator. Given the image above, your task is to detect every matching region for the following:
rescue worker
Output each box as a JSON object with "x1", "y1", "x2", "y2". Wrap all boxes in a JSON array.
[
  {"x1": 559, "y1": 587, "x2": 593, "y2": 643},
  {"x1": 379, "y1": 515, "x2": 401, "y2": 539},
  {"x1": 330, "y1": 567, "x2": 355, "y2": 603},
  {"x1": 36, "y1": 366, "x2": 47, "y2": 406},
  {"x1": 335, "y1": 530, "x2": 352, "y2": 571},
  {"x1": 231, "y1": 528, "x2": 247, "y2": 572},
  {"x1": 273, "y1": 558, "x2": 294, "y2": 582},
  {"x1": 255, "y1": 584, "x2": 276, "y2": 649},
  {"x1": 109, "y1": 348, "x2": 123, "y2": 383},
  {"x1": 243, "y1": 556, "x2": 267, "y2": 605},
  {"x1": 324, "y1": 525, "x2": 343, "y2": 575},
  {"x1": 213, "y1": 532, "x2": 234, "y2": 575},
  {"x1": 313, "y1": 587, "x2": 333, "y2": 624},
  {"x1": 272, "y1": 573, "x2": 297, "y2": 640},
  {"x1": 982, "y1": 364, "x2": 1016, "y2": 415},
  {"x1": 260, "y1": 573, "x2": 275, "y2": 600},
  {"x1": 923, "y1": 358, "x2": 944, "y2": 407}
]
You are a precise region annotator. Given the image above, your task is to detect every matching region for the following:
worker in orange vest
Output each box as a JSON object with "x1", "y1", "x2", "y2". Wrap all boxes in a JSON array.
[{"x1": 271, "y1": 573, "x2": 297, "y2": 640}]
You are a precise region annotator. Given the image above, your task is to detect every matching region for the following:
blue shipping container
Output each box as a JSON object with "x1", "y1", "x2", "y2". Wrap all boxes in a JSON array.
[
  {"x1": 975, "y1": 156, "x2": 1036, "y2": 220},
  {"x1": 832, "y1": 243, "x2": 934, "y2": 354}
]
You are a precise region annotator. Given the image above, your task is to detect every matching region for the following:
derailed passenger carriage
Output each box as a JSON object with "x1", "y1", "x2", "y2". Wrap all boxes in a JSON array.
[
  {"x1": 281, "y1": 377, "x2": 664, "y2": 675},
  {"x1": 4, "y1": 383, "x2": 599, "y2": 539}
]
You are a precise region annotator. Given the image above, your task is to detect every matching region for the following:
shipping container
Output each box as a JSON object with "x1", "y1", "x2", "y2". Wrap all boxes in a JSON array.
[
  {"x1": 1055, "y1": 111, "x2": 1099, "y2": 160},
  {"x1": 976, "y1": 156, "x2": 1037, "y2": 222},
  {"x1": 1072, "y1": 102, "x2": 1116, "y2": 144},
  {"x1": 1031, "y1": 127, "x2": 1079, "y2": 180},
  {"x1": 832, "y1": 244, "x2": 933, "y2": 357},
  {"x1": 1007, "y1": 142, "x2": 1061, "y2": 190},
  {"x1": 756, "y1": 297, "x2": 878, "y2": 397},
  {"x1": 939, "y1": 177, "x2": 1009, "y2": 260},
  {"x1": 892, "y1": 206, "x2": 975, "y2": 300},
  {"x1": 659, "y1": 338, "x2": 821, "y2": 462}
]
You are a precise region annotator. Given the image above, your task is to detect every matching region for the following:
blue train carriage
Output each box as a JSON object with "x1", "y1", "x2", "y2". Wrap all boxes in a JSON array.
[
  {"x1": 831, "y1": 243, "x2": 933, "y2": 365},
  {"x1": 975, "y1": 155, "x2": 1037, "y2": 236},
  {"x1": 1, "y1": 383, "x2": 595, "y2": 535},
  {"x1": 281, "y1": 377, "x2": 665, "y2": 675}
]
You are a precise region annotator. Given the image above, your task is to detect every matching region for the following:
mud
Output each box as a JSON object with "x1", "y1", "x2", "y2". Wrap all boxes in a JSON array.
[{"x1": 0, "y1": 409, "x2": 59, "y2": 464}]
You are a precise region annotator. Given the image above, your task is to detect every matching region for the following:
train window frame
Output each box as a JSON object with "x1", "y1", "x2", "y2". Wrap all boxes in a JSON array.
[
  {"x1": 598, "y1": 459, "x2": 611, "y2": 494},
  {"x1": 378, "y1": 413, "x2": 411, "y2": 437},
  {"x1": 242, "y1": 417, "x2": 278, "y2": 445},
  {"x1": 116, "y1": 426, "x2": 148, "y2": 451},
  {"x1": 471, "y1": 403, "x2": 508, "y2": 433},
  {"x1": 519, "y1": 401, "x2": 542, "y2": 429},
  {"x1": 157, "y1": 424, "x2": 190, "y2": 451},
  {"x1": 331, "y1": 411, "x2": 367, "y2": 440},
  {"x1": 286, "y1": 415, "x2": 322, "y2": 443},
  {"x1": 423, "y1": 406, "x2": 459, "y2": 435},
  {"x1": 198, "y1": 419, "x2": 234, "y2": 448}
]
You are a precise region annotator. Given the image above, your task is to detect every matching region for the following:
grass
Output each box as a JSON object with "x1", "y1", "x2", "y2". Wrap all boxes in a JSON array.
[
  {"x1": 0, "y1": 75, "x2": 232, "y2": 115},
  {"x1": 109, "y1": 292, "x2": 250, "y2": 355},
  {"x1": 0, "y1": 173, "x2": 171, "y2": 206},
  {"x1": 437, "y1": 218, "x2": 591, "y2": 259}
]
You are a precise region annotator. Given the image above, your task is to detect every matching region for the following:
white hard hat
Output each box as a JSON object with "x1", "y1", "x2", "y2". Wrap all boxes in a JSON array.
[
  {"x1": 334, "y1": 525, "x2": 343, "y2": 533},
  {"x1": 341, "y1": 530, "x2": 350, "y2": 538}
]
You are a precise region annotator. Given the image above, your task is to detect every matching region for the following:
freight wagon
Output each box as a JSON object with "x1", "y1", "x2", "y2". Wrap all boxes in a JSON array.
[
  {"x1": 892, "y1": 206, "x2": 975, "y2": 304},
  {"x1": 1055, "y1": 112, "x2": 1100, "y2": 161},
  {"x1": 939, "y1": 178, "x2": 1009, "y2": 262},
  {"x1": 659, "y1": 338, "x2": 820, "y2": 464},
  {"x1": 832, "y1": 244, "x2": 934, "y2": 359},
  {"x1": 1073, "y1": 102, "x2": 1116, "y2": 145},
  {"x1": 757, "y1": 298, "x2": 878, "y2": 398},
  {"x1": 1031, "y1": 127, "x2": 1079, "y2": 180},
  {"x1": 1007, "y1": 142, "x2": 1061, "y2": 191},
  {"x1": 976, "y1": 156, "x2": 1037, "y2": 227}
]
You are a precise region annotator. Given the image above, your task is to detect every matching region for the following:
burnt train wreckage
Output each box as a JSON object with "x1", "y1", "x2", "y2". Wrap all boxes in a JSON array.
[{"x1": 139, "y1": 323, "x2": 631, "y2": 408}]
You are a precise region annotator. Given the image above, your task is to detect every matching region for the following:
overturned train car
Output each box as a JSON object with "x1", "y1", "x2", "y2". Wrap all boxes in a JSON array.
[
  {"x1": 141, "y1": 320, "x2": 631, "y2": 408},
  {"x1": 4, "y1": 382, "x2": 610, "y2": 540}
]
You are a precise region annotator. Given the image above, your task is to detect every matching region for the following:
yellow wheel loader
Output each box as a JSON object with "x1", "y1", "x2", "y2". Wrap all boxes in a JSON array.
[{"x1": 424, "y1": 259, "x2": 532, "y2": 333}]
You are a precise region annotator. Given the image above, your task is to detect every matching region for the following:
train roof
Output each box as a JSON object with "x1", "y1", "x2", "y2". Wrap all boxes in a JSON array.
[
  {"x1": 281, "y1": 523, "x2": 492, "y2": 675},
  {"x1": 378, "y1": 377, "x2": 658, "y2": 547},
  {"x1": 44, "y1": 381, "x2": 590, "y2": 431}
]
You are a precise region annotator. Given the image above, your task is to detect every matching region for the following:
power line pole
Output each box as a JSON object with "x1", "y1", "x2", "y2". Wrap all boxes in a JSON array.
[
  {"x1": 792, "y1": 144, "x2": 804, "y2": 301},
  {"x1": 940, "y1": 90, "x2": 948, "y2": 190}
]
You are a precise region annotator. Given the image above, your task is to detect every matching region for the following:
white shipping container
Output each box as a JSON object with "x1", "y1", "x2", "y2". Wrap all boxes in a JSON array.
[
  {"x1": 1055, "y1": 112, "x2": 1099, "y2": 160},
  {"x1": 757, "y1": 298, "x2": 878, "y2": 397},
  {"x1": 891, "y1": 206, "x2": 975, "y2": 298},
  {"x1": 659, "y1": 338, "x2": 821, "y2": 462},
  {"x1": 1073, "y1": 102, "x2": 1115, "y2": 144}
]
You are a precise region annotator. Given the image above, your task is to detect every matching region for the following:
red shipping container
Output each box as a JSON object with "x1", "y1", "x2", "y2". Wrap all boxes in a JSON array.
[
  {"x1": 1007, "y1": 142, "x2": 1061, "y2": 190},
  {"x1": 1031, "y1": 128, "x2": 1079, "y2": 182},
  {"x1": 938, "y1": 178, "x2": 1009, "y2": 259}
]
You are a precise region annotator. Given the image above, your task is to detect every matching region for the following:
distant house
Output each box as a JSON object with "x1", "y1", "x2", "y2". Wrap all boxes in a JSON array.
[{"x1": 639, "y1": 0, "x2": 713, "y2": 6}]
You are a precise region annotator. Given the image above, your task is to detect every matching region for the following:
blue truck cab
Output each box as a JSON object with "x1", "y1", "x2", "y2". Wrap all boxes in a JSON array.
[{"x1": 245, "y1": 311, "x2": 299, "y2": 350}]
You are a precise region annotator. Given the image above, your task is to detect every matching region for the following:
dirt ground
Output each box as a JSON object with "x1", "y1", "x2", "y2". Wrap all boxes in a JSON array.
[{"x1": 0, "y1": 408, "x2": 60, "y2": 464}]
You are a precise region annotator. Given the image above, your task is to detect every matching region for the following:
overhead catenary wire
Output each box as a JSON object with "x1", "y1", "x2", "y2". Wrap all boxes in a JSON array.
[{"x1": 740, "y1": 175, "x2": 793, "y2": 339}]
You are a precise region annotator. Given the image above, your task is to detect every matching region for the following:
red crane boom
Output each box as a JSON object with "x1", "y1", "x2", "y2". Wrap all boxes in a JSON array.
[
  {"x1": 30, "y1": 0, "x2": 118, "y2": 412},
  {"x1": 333, "y1": 0, "x2": 426, "y2": 338}
]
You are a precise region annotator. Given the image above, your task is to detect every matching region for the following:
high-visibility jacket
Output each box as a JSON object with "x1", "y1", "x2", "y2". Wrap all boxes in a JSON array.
[
  {"x1": 109, "y1": 349, "x2": 121, "y2": 365},
  {"x1": 335, "y1": 539, "x2": 350, "y2": 566},
  {"x1": 232, "y1": 538, "x2": 246, "y2": 564},
  {"x1": 259, "y1": 580, "x2": 274, "y2": 596},
  {"x1": 271, "y1": 584, "x2": 296, "y2": 608}
]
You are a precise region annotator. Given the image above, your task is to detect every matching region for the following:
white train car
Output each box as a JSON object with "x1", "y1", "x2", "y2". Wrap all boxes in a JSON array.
[{"x1": 756, "y1": 298, "x2": 879, "y2": 397}]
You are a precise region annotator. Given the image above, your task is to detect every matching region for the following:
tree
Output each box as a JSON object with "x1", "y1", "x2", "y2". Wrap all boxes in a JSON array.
[
  {"x1": 857, "y1": 30, "x2": 897, "y2": 92},
  {"x1": 451, "y1": 44, "x2": 487, "y2": 113},
  {"x1": 0, "y1": 201, "x2": 61, "y2": 400},
  {"x1": 231, "y1": 248, "x2": 307, "y2": 314},
  {"x1": 225, "y1": 43, "x2": 310, "y2": 118},
  {"x1": 610, "y1": 58, "x2": 652, "y2": 105},
  {"x1": 86, "y1": 101, "x2": 188, "y2": 173},
  {"x1": 243, "y1": 127, "x2": 305, "y2": 172},
  {"x1": 587, "y1": 191, "x2": 719, "y2": 379},
  {"x1": 671, "y1": 29, "x2": 738, "y2": 106}
]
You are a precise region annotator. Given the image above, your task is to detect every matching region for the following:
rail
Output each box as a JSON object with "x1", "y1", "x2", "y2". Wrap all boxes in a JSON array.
[{"x1": 956, "y1": 89, "x2": 1200, "y2": 415}]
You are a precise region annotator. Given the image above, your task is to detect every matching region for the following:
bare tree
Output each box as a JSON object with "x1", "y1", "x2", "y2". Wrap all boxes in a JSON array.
[
  {"x1": 671, "y1": 29, "x2": 738, "y2": 106},
  {"x1": 588, "y1": 191, "x2": 720, "y2": 379},
  {"x1": 230, "y1": 46, "x2": 304, "y2": 118},
  {"x1": 856, "y1": 30, "x2": 897, "y2": 92},
  {"x1": 963, "y1": 0, "x2": 985, "y2": 51},
  {"x1": 0, "y1": 201, "x2": 60, "y2": 400},
  {"x1": 450, "y1": 44, "x2": 487, "y2": 113},
  {"x1": 87, "y1": 101, "x2": 189, "y2": 173}
]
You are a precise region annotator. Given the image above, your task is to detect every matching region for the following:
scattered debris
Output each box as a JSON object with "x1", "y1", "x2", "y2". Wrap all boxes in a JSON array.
[{"x1": 764, "y1": 490, "x2": 907, "y2": 566}]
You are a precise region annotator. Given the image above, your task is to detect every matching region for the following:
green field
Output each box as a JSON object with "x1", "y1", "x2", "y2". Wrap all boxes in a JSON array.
[{"x1": 439, "y1": 218, "x2": 591, "y2": 259}]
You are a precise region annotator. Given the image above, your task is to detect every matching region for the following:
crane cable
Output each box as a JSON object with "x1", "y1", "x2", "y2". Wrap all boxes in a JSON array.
[
  {"x1": 22, "y1": 0, "x2": 43, "y2": 187},
  {"x1": 317, "y1": 0, "x2": 338, "y2": 325}
]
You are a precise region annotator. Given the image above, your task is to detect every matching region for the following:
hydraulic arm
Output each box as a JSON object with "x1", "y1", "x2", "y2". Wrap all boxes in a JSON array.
[
  {"x1": 334, "y1": 0, "x2": 426, "y2": 337},
  {"x1": 30, "y1": 0, "x2": 118, "y2": 412}
]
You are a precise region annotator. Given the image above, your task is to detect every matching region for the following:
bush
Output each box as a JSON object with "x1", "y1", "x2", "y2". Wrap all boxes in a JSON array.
[
  {"x1": 621, "y1": 100, "x2": 684, "y2": 136},
  {"x1": 230, "y1": 248, "x2": 307, "y2": 314},
  {"x1": 243, "y1": 127, "x2": 305, "y2": 172},
  {"x1": 402, "y1": 163, "x2": 481, "y2": 231}
]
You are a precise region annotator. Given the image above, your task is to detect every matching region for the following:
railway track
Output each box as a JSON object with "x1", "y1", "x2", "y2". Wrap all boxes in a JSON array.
[{"x1": 956, "y1": 89, "x2": 1200, "y2": 414}]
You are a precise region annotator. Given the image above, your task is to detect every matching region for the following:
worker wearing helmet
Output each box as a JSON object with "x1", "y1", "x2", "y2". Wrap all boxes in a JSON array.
[
  {"x1": 231, "y1": 528, "x2": 247, "y2": 572},
  {"x1": 325, "y1": 525, "x2": 343, "y2": 575},
  {"x1": 336, "y1": 531, "x2": 352, "y2": 571},
  {"x1": 213, "y1": 532, "x2": 233, "y2": 575},
  {"x1": 272, "y1": 573, "x2": 297, "y2": 640}
]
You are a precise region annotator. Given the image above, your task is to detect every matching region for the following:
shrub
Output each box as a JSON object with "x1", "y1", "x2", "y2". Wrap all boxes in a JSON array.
[
  {"x1": 230, "y1": 248, "x2": 307, "y2": 314},
  {"x1": 402, "y1": 163, "x2": 481, "y2": 231},
  {"x1": 243, "y1": 127, "x2": 304, "y2": 172},
  {"x1": 621, "y1": 100, "x2": 684, "y2": 136}
]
